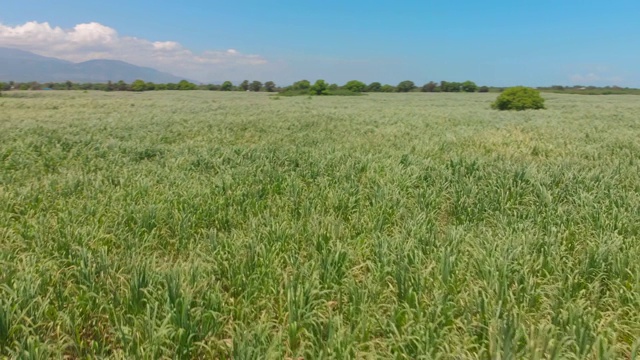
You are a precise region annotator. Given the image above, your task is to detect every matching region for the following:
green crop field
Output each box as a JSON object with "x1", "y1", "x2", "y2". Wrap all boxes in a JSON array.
[{"x1": 1, "y1": 91, "x2": 640, "y2": 359}]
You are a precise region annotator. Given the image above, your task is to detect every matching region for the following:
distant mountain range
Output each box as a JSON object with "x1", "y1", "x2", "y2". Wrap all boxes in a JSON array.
[{"x1": 0, "y1": 47, "x2": 188, "y2": 83}]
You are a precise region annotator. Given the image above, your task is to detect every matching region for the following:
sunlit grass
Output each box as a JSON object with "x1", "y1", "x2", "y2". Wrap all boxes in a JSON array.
[{"x1": 1, "y1": 91, "x2": 640, "y2": 358}]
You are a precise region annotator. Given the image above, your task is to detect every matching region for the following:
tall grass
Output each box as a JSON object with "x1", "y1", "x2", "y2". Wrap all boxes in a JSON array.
[{"x1": 1, "y1": 91, "x2": 639, "y2": 358}]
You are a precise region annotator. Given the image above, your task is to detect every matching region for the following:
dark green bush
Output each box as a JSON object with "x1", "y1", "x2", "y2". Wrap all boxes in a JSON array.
[{"x1": 491, "y1": 86, "x2": 545, "y2": 111}]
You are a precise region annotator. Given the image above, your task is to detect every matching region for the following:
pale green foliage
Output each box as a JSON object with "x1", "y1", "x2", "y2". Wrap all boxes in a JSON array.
[
  {"x1": 493, "y1": 86, "x2": 546, "y2": 110},
  {"x1": 1, "y1": 91, "x2": 640, "y2": 358},
  {"x1": 344, "y1": 80, "x2": 366, "y2": 92},
  {"x1": 461, "y1": 80, "x2": 478, "y2": 92},
  {"x1": 380, "y1": 84, "x2": 396, "y2": 92},
  {"x1": 177, "y1": 80, "x2": 196, "y2": 90},
  {"x1": 130, "y1": 79, "x2": 146, "y2": 92},
  {"x1": 291, "y1": 80, "x2": 311, "y2": 91},
  {"x1": 309, "y1": 79, "x2": 329, "y2": 95}
]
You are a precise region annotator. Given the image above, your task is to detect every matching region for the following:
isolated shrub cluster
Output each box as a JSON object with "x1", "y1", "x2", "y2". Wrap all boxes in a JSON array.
[{"x1": 492, "y1": 86, "x2": 545, "y2": 111}]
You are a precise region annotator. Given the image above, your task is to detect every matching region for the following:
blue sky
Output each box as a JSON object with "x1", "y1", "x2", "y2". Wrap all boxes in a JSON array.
[{"x1": 1, "y1": 1, "x2": 639, "y2": 86}]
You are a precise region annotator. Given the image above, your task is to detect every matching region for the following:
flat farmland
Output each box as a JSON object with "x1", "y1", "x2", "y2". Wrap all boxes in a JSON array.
[{"x1": 1, "y1": 91, "x2": 640, "y2": 359}]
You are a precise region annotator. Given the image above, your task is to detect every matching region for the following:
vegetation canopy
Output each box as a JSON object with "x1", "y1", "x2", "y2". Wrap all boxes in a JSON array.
[
  {"x1": 309, "y1": 79, "x2": 330, "y2": 95},
  {"x1": 492, "y1": 86, "x2": 546, "y2": 111},
  {"x1": 344, "y1": 80, "x2": 366, "y2": 93},
  {"x1": 396, "y1": 80, "x2": 416, "y2": 92}
]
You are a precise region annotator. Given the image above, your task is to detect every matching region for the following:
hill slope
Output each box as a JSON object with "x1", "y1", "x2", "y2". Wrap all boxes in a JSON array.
[{"x1": 0, "y1": 47, "x2": 187, "y2": 83}]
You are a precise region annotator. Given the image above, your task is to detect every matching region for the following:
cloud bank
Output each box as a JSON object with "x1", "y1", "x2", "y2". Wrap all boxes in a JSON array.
[
  {"x1": 0, "y1": 21, "x2": 269, "y2": 82},
  {"x1": 570, "y1": 73, "x2": 623, "y2": 86},
  {"x1": 568, "y1": 64, "x2": 625, "y2": 86}
]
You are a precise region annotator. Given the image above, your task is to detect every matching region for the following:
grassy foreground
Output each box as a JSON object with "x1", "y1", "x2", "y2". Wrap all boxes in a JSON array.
[{"x1": 1, "y1": 91, "x2": 640, "y2": 359}]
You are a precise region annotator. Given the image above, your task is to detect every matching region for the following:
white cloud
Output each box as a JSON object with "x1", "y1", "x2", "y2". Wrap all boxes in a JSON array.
[
  {"x1": 570, "y1": 72, "x2": 623, "y2": 85},
  {"x1": 570, "y1": 73, "x2": 600, "y2": 83},
  {"x1": 153, "y1": 41, "x2": 181, "y2": 51},
  {"x1": 569, "y1": 64, "x2": 625, "y2": 86},
  {"x1": 0, "y1": 21, "x2": 269, "y2": 82}
]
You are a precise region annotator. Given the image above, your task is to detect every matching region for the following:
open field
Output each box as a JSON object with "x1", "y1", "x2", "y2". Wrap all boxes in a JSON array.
[{"x1": 1, "y1": 91, "x2": 640, "y2": 358}]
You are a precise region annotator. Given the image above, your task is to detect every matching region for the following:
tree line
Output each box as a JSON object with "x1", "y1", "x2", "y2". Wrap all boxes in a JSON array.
[
  {"x1": 3, "y1": 79, "x2": 638, "y2": 96},
  {"x1": 0, "y1": 80, "x2": 278, "y2": 92},
  {"x1": 0, "y1": 79, "x2": 493, "y2": 93}
]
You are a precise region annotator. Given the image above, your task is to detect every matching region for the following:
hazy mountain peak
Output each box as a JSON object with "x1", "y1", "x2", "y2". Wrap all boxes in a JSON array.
[{"x1": 0, "y1": 47, "x2": 188, "y2": 83}]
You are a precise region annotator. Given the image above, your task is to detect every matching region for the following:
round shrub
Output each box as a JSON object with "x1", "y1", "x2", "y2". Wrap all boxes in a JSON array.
[{"x1": 491, "y1": 86, "x2": 545, "y2": 111}]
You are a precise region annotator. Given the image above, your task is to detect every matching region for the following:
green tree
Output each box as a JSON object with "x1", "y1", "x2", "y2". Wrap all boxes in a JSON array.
[
  {"x1": 344, "y1": 80, "x2": 366, "y2": 93},
  {"x1": 396, "y1": 80, "x2": 416, "y2": 92},
  {"x1": 221, "y1": 81, "x2": 234, "y2": 91},
  {"x1": 131, "y1": 79, "x2": 146, "y2": 92},
  {"x1": 116, "y1": 80, "x2": 129, "y2": 91},
  {"x1": 380, "y1": 84, "x2": 396, "y2": 92},
  {"x1": 440, "y1": 81, "x2": 462, "y2": 92},
  {"x1": 461, "y1": 80, "x2": 478, "y2": 92},
  {"x1": 421, "y1": 81, "x2": 438, "y2": 92},
  {"x1": 264, "y1": 81, "x2": 276, "y2": 92},
  {"x1": 292, "y1": 80, "x2": 311, "y2": 91},
  {"x1": 145, "y1": 82, "x2": 156, "y2": 91},
  {"x1": 329, "y1": 83, "x2": 339, "y2": 91},
  {"x1": 249, "y1": 81, "x2": 262, "y2": 92},
  {"x1": 309, "y1": 79, "x2": 329, "y2": 95},
  {"x1": 239, "y1": 80, "x2": 250, "y2": 91},
  {"x1": 478, "y1": 86, "x2": 490, "y2": 93},
  {"x1": 0, "y1": 82, "x2": 3, "y2": 97},
  {"x1": 491, "y1": 86, "x2": 545, "y2": 111},
  {"x1": 178, "y1": 80, "x2": 196, "y2": 90},
  {"x1": 366, "y1": 82, "x2": 382, "y2": 92}
]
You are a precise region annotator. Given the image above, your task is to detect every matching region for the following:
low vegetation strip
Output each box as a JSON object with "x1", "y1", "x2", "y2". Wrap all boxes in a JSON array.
[{"x1": 1, "y1": 91, "x2": 639, "y2": 358}]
